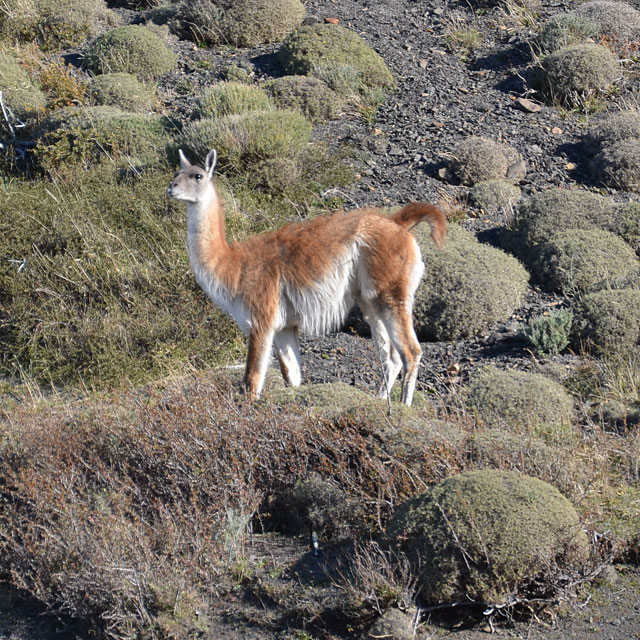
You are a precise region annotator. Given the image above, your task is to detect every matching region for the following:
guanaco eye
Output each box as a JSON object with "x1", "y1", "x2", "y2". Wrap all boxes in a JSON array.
[{"x1": 194, "y1": 173, "x2": 203, "y2": 181}]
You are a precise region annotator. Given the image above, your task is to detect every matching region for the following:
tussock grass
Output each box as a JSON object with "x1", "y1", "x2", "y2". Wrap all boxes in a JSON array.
[{"x1": 0, "y1": 165, "x2": 244, "y2": 388}]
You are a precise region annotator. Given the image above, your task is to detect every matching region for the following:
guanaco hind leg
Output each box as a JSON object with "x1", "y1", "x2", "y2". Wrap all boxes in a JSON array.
[{"x1": 274, "y1": 327, "x2": 302, "y2": 387}]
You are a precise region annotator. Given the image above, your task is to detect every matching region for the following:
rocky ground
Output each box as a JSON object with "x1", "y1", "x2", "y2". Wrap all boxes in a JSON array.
[{"x1": 2, "y1": 0, "x2": 640, "y2": 637}]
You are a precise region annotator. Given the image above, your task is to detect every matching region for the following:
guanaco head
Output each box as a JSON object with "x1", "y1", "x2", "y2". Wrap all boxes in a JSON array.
[{"x1": 167, "y1": 149, "x2": 218, "y2": 203}]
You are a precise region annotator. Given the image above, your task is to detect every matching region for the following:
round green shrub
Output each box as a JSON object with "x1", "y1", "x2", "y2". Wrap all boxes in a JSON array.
[
  {"x1": 536, "y1": 228, "x2": 638, "y2": 294},
  {"x1": 88, "y1": 73, "x2": 156, "y2": 113},
  {"x1": 0, "y1": 50, "x2": 46, "y2": 118},
  {"x1": 590, "y1": 140, "x2": 640, "y2": 193},
  {"x1": 178, "y1": 109, "x2": 312, "y2": 175},
  {"x1": 278, "y1": 23, "x2": 395, "y2": 95},
  {"x1": 571, "y1": 288, "x2": 640, "y2": 356},
  {"x1": 263, "y1": 75, "x2": 342, "y2": 123},
  {"x1": 0, "y1": 0, "x2": 117, "y2": 51},
  {"x1": 34, "y1": 106, "x2": 173, "y2": 169},
  {"x1": 387, "y1": 470, "x2": 589, "y2": 606},
  {"x1": 193, "y1": 82, "x2": 274, "y2": 119},
  {"x1": 412, "y1": 224, "x2": 529, "y2": 341},
  {"x1": 575, "y1": 0, "x2": 640, "y2": 48},
  {"x1": 540, "y1": 43, "x2": 619, "y2": 108},
  {"x1": 513, "y1": 188, "x2": 615, "y2": 248},
  {"x1": 538, "y1": 13, "x2": 600, "y2": 53},
  {"x1": 450, "y1": 136, "x2": 522, "y2": 185},
  {"x1": 465, "y1": 366, "x2": 574, "y2": 432},
  {"x1": 470, "y1": 179, "x2": 521, "y2": 216},
  {"x1": 84, "y1": 25, "x2": 176, "y2": 80},
  {"x1": 585, "y1": 110, "x2": 640, "y2": 151},
  {"x1": 172, "y1": 0, "x2": 305, "y2": 47}
]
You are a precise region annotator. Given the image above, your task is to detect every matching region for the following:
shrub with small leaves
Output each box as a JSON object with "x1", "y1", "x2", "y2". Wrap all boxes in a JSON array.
[
  {"x1": 178, "y1": 109, "x2": 311, "y2": 176},
  {"x1": 88, "y1": 73, "x2": 156, "y2": 113},
  {"x1": 571, "y1": 288, "x2": 640, "y2": 356},
  {"x1": 38, "y1": 59, "x2": 87, "y2": 109},
  {"x1": 512, "y1": 188, "x2": 616, "y2": 250},
  {"x1": 387, "y1": 470, "x2": 589, "y2": 606},
  {"x1": 412, "y1": 224, "x2": 529, "y2": 341},
  {"x1": 84, "y1": 25, "x2": 176, "y2": 80},
  {"x1": 34, "y1": 106, "x2": 174, "y2": 169},
  {"x1": 590, "y1": 140, "x2": 640, "y2": 193},
  {"x1": 0, "y1": 0, "x2": 117, "y2": 51},
  {"x1": 450, "y1": 136, "x2": 522, "y2": 185},
  {"x1": 172, "y1": 0, "x2": 305, "y2": 47},
  {"x1": 193, "y1": 82, "x2": 274, "y2": 119},
  {"x1": 538, "y1": 13, "x2": 599, "y2": 53},
  {"x1": 523, "y1": 309, "x2": 574, "y2": 356},
  {"x1": 263, "y1": 75, "x2": 342, "y2": 123},
  {"x1": 616, "y1": 202, "x2": 640, "y2": 255},
  {"x1": 465, "y1": 366, "x2": 575, "y2": 431},
  {"x1": 575, "y1": 0, "x2": 640, "y2": 52},
  {"x1": 470, "y1": 179, "x2": 521, "y2": 217},
  {"x1": 585, "y1": 110, "x2": 640, "y2": 151},
  {"x1": 539, "y1": 43, "x2": 619, "y2": 109},
  {"x1": 0, "y1": 49, "x2": 46, "y2": 119},
  {"x1": 278, "y1": 23, "x2": 395, "y2": 96},
  {"x1": 535, "y1": 228, "x2": 638, "y2": 294}
]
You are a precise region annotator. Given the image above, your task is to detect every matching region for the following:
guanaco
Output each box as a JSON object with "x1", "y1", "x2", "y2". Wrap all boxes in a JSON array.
[{"x1": 168, "y1": 149, "x2": 446, "y2": 405}]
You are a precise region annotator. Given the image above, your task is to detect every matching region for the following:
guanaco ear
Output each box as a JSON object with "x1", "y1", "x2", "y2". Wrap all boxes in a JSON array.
[
  {"x1": 205, "y1": 149, "x2": 218, "y2": 180},
  {"x1": 178, "y1": 149, "x2": 191, "y2": 170}
]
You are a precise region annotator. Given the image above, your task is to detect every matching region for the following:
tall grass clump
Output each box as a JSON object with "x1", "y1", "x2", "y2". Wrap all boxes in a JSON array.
[
  {"x1": 0, "y1": 166, "x2": 244, "y2": 388},
  {"x1": 193, "y1": 82, "x2": 274, "y2": 119}
]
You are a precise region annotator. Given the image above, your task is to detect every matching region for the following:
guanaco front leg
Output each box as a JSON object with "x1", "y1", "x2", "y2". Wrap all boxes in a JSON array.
[{"x1": 244, "y1": 326, "x2": 276, "y2": 399}]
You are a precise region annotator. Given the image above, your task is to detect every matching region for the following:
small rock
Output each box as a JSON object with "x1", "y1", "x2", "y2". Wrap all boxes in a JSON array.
[
  {"x1": 438, "y1": 166, "x2": 455, "y2": 182},
  {"x1": 513, "y1": 97, "x2": 542, "y2": 113},
  {"x1": 419, "y1": 59, "x2": 429, "y2": 69},
  {"x1": 324, "y1": 17, "x2": 339, "y2": 24}
]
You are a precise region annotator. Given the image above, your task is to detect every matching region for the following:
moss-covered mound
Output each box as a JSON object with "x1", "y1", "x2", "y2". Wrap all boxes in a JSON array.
[
  {"x1": 575, "y1": 0, "x2": 640, "y2": 50},
  {"x1": 465, "y1": 366, "x2": 574, "y2": 432},
  {"x1": 586, "y1": 110, "x2": 640, "y2": 150},
  {"x1": 34, "y1": 106, "x2": 174, "y2": 169},
  {"x1": 172, "y1": 0, "x2": 305, "y2": 47},
  {"x1": 278, "y1": 23, "x2": 395, "y2": 95},
  {"x1": 470, "y1": 179, "x2": 521, "y2": 216},
  {"x1": 84, "y1": 25, "x2": 176, "y2": 80},
  {"x1": 539, "y1": 43, "x2": 619, "y2": 108},
  {"x1": 412, "y1": 224, "x2": 529, "y2": 341},
  {"x1": 538, "y1": 13, "x2": 600, "y2": 53},
  {"x1": 193, "y1": 82, "x2": 274, "y2": 119},
  {"x1": 512, "y1": 188, "x2": 617, "y2": 248},
  {"x1": 0, "y1": 49, "x2": 46, "y2": 119},
  {"x1": 571, "y1": 288, "x2": 640, "y2": 356},
  {"x1": 88, "y1": 73, "x2": 156, "y2": 113},
  {"x1": 0, "y1": 0, "x2": 117, "y2": 51},
  {"x1": 450, "y1": 136, "x2": 522, "y2": 185},
  {"x1": 263, "y1": 75, "x2": 343, "y2": 123},
  {"x1": 615, "y1": 202, "x2": 640, "y2": 255},
  {"x1": 535, "y1": 229, "x2": 638, "y2": 294},
  {"x1": 387, "y1": 470, "x2": 589, "y2": 606}
]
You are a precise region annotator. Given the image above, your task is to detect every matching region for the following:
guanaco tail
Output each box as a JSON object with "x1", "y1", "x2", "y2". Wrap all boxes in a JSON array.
[{"x1": 168, "y1": 149, "x2": 446, "y2": 405}]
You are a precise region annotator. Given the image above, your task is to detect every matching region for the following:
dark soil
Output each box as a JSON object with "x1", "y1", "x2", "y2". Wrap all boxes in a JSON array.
[{"x1": 2, "y1": 0, "x2": 640, "y2": 638}]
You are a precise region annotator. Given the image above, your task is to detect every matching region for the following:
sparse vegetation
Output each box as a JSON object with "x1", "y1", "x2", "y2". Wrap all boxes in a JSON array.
[
  {"x1": 172, "y1": 0, "x2": 305, "y2": 47},
  {"x1": 470, "y1": 179, "x2": 521, "y2": 217},
  {"x1": 450, "y1": 136, "x2": 522, "y2": 185},
  {"x1": 84, "y1": 25, "x2": 176, "y2": 80},
  {"x1": 538, "y1": 13, "x2": 599, "y2": 53},
  {"x1": 0, "y1": 49, "x2": 46, "y2": 119},
  {"x1": 574, "y1": 0, "x2": 640, "y2": 53},
  {"x1": 386, "y1": 470, "x2": 589, "y2": 607},
  {"x1": 590, "y1": 140, "x2": 640, "y2": 193},
  {"x1": 412, "y1": 223, "x2": 529, "y2": 340}
]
